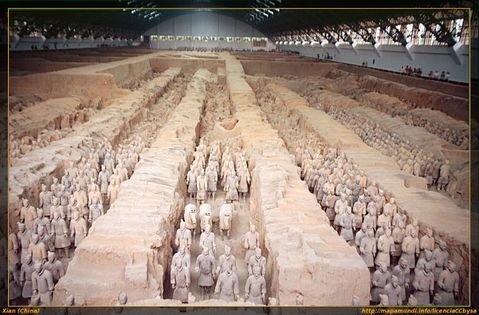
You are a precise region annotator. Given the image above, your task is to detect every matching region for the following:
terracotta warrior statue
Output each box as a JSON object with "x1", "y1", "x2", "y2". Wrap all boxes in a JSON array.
[
  {"x1": 214, "y1": 264, "x2": 240, "y2": 302},
  {"x1": 20, "y1": 198, "x2": 37, "y2": 231},
  {"x1": 52, "y1": 211, "x2": 71, "y2": 258},
  {"x1": 20, "y1": 253, "x2": 34, "y2": 301},
  {"x1": 107, "y1": 177, "x2": 120, "y2": 206},
  {"x1": 248, "y1": 247, "x2": 266, "y2": 277},
  {"x1": 97, "y1": 165, "x2": 110, "y2": 204},
  {"x1": 199, "y1": 224, "x2": 216, "y2": 257},
  {"x1": 378, "y1": 294, "x2": 389, "y2": 306},
  {"x1": 415, "y1": 249, "x2": 436, "y2": 277},
  {"x1": 363, "y1": 206, "x2": 377, "y2": 232},
  {"x1": 433, "y1": 240, "x2": 449, "y2": 281},
  {"x1": 196, "y1": 169, "x2": 207, "y2": 204},
  {"x1": 89, "y1": 199, "x2": 104, "y2": 224},
  {"x1": 175, "y1": 220, "x2": 192, "y2": 252},
  {"x1": 88, "y1": 184, "x2": 102, "y2": 207},
  {"x1": 225, "y1": 173, "x2": 239, "y2": 202},
  {"x1": 392, "y1": 257, "x2": 410, "y2": 303},
  {"x1": 37, "y1": 225, "x2": 55, "y2": 253},
  {"x1": 419, "y1": 227, "x2": 435, "y2": 259},
  {"x1": 219, "y1": 201, "x2": 233, "y2": 239},
  {"x1": 43, "y1": 251, "x2": 65, "y2": 284},
  {"x1": 186, "y1": 168, "x2": 197, "y2": 200},
  {"x1": 9, "y1": 264, "x2": 22, "y2": 301},
  {"x1": 360, "y1": 229, "x2": 376, "y2": 268},
  {"x1": 70, "y1": 211, "x2": 88, "y2": 247},
  {"x1": 384, "y1": 275, "x2": 403, "y2": 306},
  {"x1": 392, "y1": 208, "x2": 407, "y2": 229},
  {"x1": 8, "y1": 232, "x2": 19, "y2": 272},
  {"x1": 172, "y1": 244, "x2": 191, "y2": 270},
  {"x1": 392, "y1": 225, "x2": 406, "y2": 266},
  {"x1": 183, "y1": 204, "x2": 198, "y2": 238},
  {"x1": 324, "y1": 192, "x2": 337, "y2": 224},
  {"x1": 51, "y1": 177, "x2": 61, "y2": 198},
  {"x1": 216, "y1": 244, "x2": 237, "y2": 275},
  {"x1": 340, "y1": 206, "x2": 355, "y2": 244},
  {"x1": 237, "y1": 166, "x2": 251, "y2": 202},
  {"x1": 437, "y1": 160, "x2": 450, "y2": 191},
  {"x1": 384, "y1": 198, "x2": 397, "y2": 217},
  {"x1": 171, "y1": 258, "x2": 190, "y2": 303},
  {"x1": 195, "y1": 246, "x2": 216, "y2": 300},
  {"x1": 65, "y1": 198, "x2": 76, "y2": 227},
  {"x1": 39, "y1": 184, "x2": 53, "y2": 217},
  {"x1": 50, "y1": 196, "x2": 64, "y2": 220},
  {"x1": 244, "y1": 223, "x2": 260, "y2": 262},
  {"x1": 377, "y1": 206, "x2": 392, "y2": 230},
  {"x1": 245, "y1": 265, "x2": 267, "y2": 305},
  {"x1": 28, "y1": 234, "x2": 47, "y2": 263},
  {"x1": 371, "y1": 262, "x2": 391, "y2": 304},
  {"x1": 375, "y1": 228, "x2": 394, "y2": 268},
  {"x1": 58, "y1": 184, "x2": 71, "y2": 215},
  {"x1": 352, "y1": 195, "x2": 367, "y2": 229},
  {"x1": 17, "y1": 222, "x2": 32, "y2": 263},
  {"x1": 412, "y1": 263, "x2": 434, "y2": 305},
  {"x1": 405, "y1": 217, "x2": 419, "y2": 240},
  {"x1": 333, "y1": 193, "x2": 348, "y2": 231},
  {"x1": 355, "y1": 223, "x2": 368, "y2": 253},
  {"x1": 199, "y1": 203, "x2": 213, "y2": 233},
  {"x1": 205, "y1": 165, "x2": 218, "y2": 201},
  {"x1": 401, "y1": 229, "x2": 420, "y2": 270},
  {"x1": 435, "y1": 261, "x2": 459, "y2": 305},
  {"x1": 33, "y1": 208, "x2": 51, "y2": 235},
  {"x1": 73, "y1": 185, "x2": 88, "y2": 220},
  {"x1": 31, "y1": 261, "x2": 54, "y2": 306}
]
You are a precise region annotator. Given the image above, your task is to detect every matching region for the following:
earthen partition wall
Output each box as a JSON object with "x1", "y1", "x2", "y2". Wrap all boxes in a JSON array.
[{"x1": 240, "y1": 60, "x2": 338, "y2": 77}]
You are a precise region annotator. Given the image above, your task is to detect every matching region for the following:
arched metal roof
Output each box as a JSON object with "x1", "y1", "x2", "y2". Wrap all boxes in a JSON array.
[{"x1": 8, "y1": 0, "x2": 476, "y2": 38}]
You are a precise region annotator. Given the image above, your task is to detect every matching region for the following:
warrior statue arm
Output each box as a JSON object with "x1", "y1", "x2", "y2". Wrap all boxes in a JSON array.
[
  {"x1": 437, "y1": 272, "x2": 445, "y2": 290},
  {"x1": 185, "y1": 269, "x2": 190, "y2": 287},
  {"x1": 82, "y1": 220, "x2": 88, "y2": 237},
  {"x1": 429, "y1": 277, "x2": 434, "y2": 295},
  {"x1": 174, "y1": 232, "x2": 179, "y2": 247},
  {"x1": 454, "y1": 274, "x2": 459, "y2": 296},
  {"x1": 195, "y1": 257, "x2": 200, "y2": 273},
  {"x1": 214, "y1": 277, "x2": 222, "y2": 295},
  {"x1": 20, "y1": 267, "x2": 26, "y2": 284},
  {"x1": 62, "y1": 220, "x2": 69, "y2": 236},
  {"x1": 234, "y1": 275, "x2": 240, "y2": 298},
  {"x1": 47, "y1": 271, "x2": 55, "y2": 292},
  {"x1": 31, "y1": 273, "x2": 38, "y2": 295},
  {"x1": 261, "y1": 278, "x2": 267, "y2": 302},
  {"x1": 244, "y1": 277, "x2": 251, "y2": 300},
  {"x1": 170, "y1": 269, "x2": 176, "y2": 289}
]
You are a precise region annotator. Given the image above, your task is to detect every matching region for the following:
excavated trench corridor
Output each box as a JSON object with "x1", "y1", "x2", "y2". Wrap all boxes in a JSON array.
[{"x1": 163, "y1": 77, "x2": 266, "y2": 304}]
